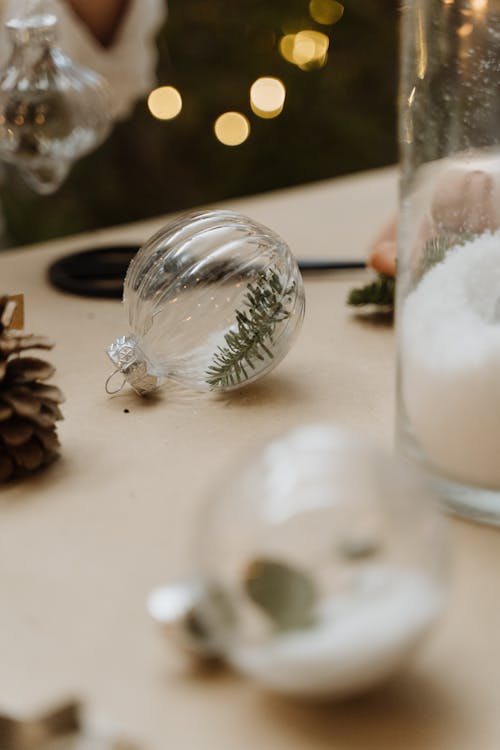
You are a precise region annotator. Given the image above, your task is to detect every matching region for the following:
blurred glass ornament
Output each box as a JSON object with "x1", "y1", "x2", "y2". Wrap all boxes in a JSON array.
[
  {"x1": 0, "y1": 700, "x2": 139, "y2": 750},
  {"x1": 106, "y1": 210, "x2": 305, "y2": 396},
  {"x1": 149, "y1": 424, "x2": 448, "y2": 698},
  {"x1": 0, "y1": 9, "x2": 111, "y2": 194}
]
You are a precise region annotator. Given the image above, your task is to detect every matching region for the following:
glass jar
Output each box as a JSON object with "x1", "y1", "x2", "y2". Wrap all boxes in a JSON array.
[{"x1": 397, "y1": 0, "x2": 500, "y2": 524}]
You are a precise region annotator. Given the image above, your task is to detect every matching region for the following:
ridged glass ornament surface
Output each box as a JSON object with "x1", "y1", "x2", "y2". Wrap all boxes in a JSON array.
[
  {"x1": 0, "y1": 13, "x2": 111, "y2": 194},
  {"x1": 107, "y1": 210, "x2": 305, "y2": 395}
]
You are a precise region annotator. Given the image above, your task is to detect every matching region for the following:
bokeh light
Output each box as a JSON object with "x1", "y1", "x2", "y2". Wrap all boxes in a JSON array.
[
  {"x1": 294, "y1": 30, "x2": 330, "y2": 69},
  {"x1": 148, "y1": 86, "x2": 182, "y2": 120},
  {"x1": 250, "y1": 77, "x2": 286, "y2": 119},
  {"x1": 457, "y1": 21, "x2": 474, "y2": 36},
  {"x1": 470, "y1": 0, "x2": 488, "y2": 13},
  {"x1": 279, "y1": 30, "x2": 330, "y2": 70},
  {"x1": 309, "y1": 0, "x2": 344, "y2": 25},
  {"x1": 214, "y1": 112, "x2": 250, "y2": 146},
  {"x1": 279, "y1": 34, "x2": 297, "y2": 64}
]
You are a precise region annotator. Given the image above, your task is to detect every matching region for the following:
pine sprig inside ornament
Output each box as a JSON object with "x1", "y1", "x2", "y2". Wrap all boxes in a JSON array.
[
  {"x1": 0, "y1": 296, "x2": 64, "y2": 482},
  {"x1": 107, "y1": 210, "x2": 305, "y2": 397},
  {"x1": 206, "y1": 270, "x2": 295, "y2": 389}
]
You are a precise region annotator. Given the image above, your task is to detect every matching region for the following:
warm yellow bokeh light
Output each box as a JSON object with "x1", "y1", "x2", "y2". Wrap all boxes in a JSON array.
[
  {"x1": 309, "y1": 0, "x2": 344, "y2": 25},
  {"x1": 214, "y1": 112, "x2": 250, "y2": 146},
  {"x1": 148, "y1": 86, "x2": 182, "y2": 120},
  {"x1": 294, "y1": 30, "x2": 329, "y2": 69},
  {"x1": 280, "y1": 30, "x2": 329, "y2": 70},
  {"x1": 293, "y1": 33, "x2": 317, "y2": 66},
  {"x1": 250, "y1": 77, "x2": 286, "y2": 119},
  {"x1": 471, "y1": 0, "x2": 488, "y2": 10},
  {"x1": 279, "y1": 34, "x2": 297, "y2": 63},
  {"x1": 457, "y1": 21, "x2": 474, "y2": 36}
]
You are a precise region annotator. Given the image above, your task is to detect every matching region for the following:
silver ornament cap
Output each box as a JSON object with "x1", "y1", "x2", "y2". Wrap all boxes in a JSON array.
[{"x1": 148, "y1": 579, "x2": 235, "y2": 659}]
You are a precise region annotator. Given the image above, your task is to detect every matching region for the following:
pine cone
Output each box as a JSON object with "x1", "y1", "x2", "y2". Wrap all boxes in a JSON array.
[{"x1": 0, "y1": 296, "x2": 64, "y2": 482}]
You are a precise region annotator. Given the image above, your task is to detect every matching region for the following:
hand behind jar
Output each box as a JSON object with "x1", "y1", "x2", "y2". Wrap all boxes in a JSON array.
[{"x1": 368, "y1": 168, "x2": 500, "y2": 277}]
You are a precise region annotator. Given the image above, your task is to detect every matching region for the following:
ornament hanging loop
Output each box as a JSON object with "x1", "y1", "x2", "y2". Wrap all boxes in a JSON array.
[{"x1": 105, "y1": 369, "x2": 126, "y2": 395}]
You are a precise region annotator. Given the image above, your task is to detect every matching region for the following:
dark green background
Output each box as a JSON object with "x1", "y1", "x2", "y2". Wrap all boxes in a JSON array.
[{"x1": 1, "y1": 0, "x2": 398, "y2": 247}]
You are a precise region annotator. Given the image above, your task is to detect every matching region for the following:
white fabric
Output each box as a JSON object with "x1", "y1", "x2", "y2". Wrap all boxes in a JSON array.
[{"x1": 0, "y1": 0, "x2": 166, "y2": 119}]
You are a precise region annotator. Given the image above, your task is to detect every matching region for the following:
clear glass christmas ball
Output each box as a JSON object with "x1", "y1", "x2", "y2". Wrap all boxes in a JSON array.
[
  {"x1": 107, "y1": 210, "x2": 305, "y2": 396},
  {"x1": 152, "y1": 425, "x2": 447, "y2": 698},
  {"x1": 0, "y1": 13, "x2": 111, "y2": 194}
]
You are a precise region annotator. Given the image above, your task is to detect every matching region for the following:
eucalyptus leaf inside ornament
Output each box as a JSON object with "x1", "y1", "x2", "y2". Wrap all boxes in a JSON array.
[
  {"x1": 149, "y1": 425, "x2": 448, "y2": 699},
  {"x1": 106, "y1": 210, "x2": 305, "y2": 396}
]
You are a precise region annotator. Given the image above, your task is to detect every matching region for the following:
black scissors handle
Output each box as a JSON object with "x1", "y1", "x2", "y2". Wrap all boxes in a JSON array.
[
  {"x1": 298, "y1": 258, "x2": 366, "y2": 271},
  {"x1": 48, "y1": 245, "x2": 366, "y2": 299},
  {"x1": 48, "y1": 246, "x2": 138, "y2": 298}
]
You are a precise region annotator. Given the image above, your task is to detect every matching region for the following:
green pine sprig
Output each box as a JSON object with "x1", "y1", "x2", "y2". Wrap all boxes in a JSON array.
[
  {"x1": 347, "y1": 231, "x2": 475, "y2": 314},
  {"x1": 419, "y1": 232, "x2": 473, "y2": 274},
  {"x1": 206, "y1": 269, "x2": 295, "y2": 389},
  {"x1": 347, "y1": 273, "x2": 395, "y2": 309}
]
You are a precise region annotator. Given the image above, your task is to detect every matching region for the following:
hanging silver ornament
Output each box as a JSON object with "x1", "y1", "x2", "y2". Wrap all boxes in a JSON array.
[
  {"x1": 0, "y1": 11, "x2": 111, "y2": 194},
  {"x1": 106, "y1": 210, "x2": 305, "y2": 396}
]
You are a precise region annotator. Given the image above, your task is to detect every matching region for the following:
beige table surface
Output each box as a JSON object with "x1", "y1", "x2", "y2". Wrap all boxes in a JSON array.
[{"x1": 1, "y1": 167, "x2": 500, "y2": 749}]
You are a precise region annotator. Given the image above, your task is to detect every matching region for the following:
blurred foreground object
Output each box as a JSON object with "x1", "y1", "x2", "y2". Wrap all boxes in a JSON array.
[
  {"x1": 149, "y1": 424, "x2": 447, "y2": 699},
  {"x1": 0, "y1": 11, "x2": 111, "y2": 193},
  {"x1": 0, "y1": 700, "x2": 139, "y2": 749},
  {"x1": 0, "y1": 293, "x2": 64, "y2": 482}
]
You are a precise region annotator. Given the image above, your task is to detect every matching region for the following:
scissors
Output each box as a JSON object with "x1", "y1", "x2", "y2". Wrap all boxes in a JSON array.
[{"x1": 48, "y1": 245, "x2": 366, "y2": 299}]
